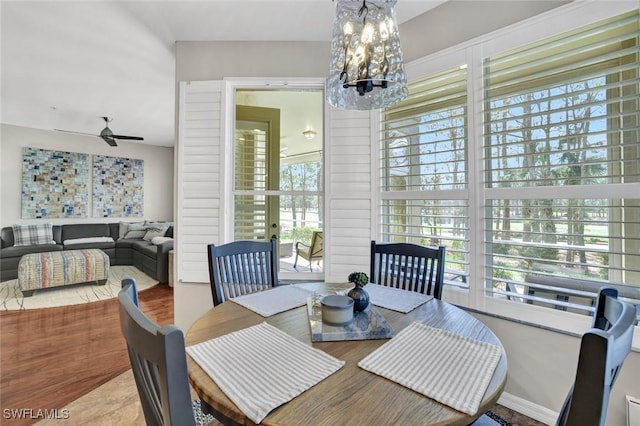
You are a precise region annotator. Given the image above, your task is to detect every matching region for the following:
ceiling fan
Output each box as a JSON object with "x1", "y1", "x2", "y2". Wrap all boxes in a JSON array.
[{"x1": 56, "y1": 117, "x2": 144, "y2": 147}]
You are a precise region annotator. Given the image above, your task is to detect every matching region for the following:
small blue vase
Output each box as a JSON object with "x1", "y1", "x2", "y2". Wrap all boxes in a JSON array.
[{"x1": 347, "y1": 286, "x2": 369, "y2": 312}]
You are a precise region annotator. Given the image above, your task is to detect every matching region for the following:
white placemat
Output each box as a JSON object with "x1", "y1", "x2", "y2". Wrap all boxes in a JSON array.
[
  {"x1": 365, "y1": 284, "x2": 433, "y2": 313},
  {"x1": 358, "y1": 321, "x2": 502, "y2": 415},
  {"x1": 187, "y1": 322, "x2": 345, "y2": 424},
  {"x1": 230, "y1": 285, "x2": 312, "y2": 317}
]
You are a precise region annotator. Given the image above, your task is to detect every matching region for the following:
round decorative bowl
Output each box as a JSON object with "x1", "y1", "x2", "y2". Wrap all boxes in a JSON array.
[{"x1": 321, "y1": 295, "x2": 354, "y2": 326}]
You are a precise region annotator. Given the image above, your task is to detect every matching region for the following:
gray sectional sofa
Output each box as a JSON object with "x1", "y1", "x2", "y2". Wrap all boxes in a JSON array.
[{"x1": 0, "y1": 222, "x2": 173, "y2": 283}]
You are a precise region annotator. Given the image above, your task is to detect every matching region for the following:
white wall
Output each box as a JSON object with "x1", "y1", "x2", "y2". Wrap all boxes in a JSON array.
[
  {"x1": 400, "y1": 0, "x2": 569, "y2": 61},
  {"x1": 1, "y1": 124, "x2": 174, "y2": 226}
]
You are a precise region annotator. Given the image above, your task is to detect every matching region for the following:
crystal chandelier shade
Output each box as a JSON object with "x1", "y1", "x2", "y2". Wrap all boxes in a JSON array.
[{"x1": 326, "y1": 0, "x2": 408, "y2": 110}]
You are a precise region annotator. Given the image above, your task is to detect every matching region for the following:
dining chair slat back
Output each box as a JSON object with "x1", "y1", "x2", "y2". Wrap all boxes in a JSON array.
[
  {"x1": 207, "y1": 237, "x2": 278, "y2": 306},
  {"x1": 370, "y1": 241, "x2": 446, "y2": 299},
  {"x1": 118, "y1": 278, "x2": 196, "y2": 426},
  {"x1": 556, "y1": 287, "x2": 636, "y2": 426}
]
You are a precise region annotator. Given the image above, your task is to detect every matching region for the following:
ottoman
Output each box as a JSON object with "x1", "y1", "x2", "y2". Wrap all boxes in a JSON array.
[{"x1": 18, "y1": 249, "x2": 110, "y2": 297}]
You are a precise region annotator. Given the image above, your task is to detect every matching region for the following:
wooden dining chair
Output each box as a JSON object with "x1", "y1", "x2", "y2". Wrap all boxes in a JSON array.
[
  {"x1": 472, "y1": 287, "x2": 635, "y2": 426},
  {"x1": 118, "y1": 278, "x2": 196, "y2": 425},
  {"x1": 207, "y1": 236, "x2": 278, "y2": 306},
  {"x1": 118, "y1": 278, "x2": 234, "y2": 426},
  {"x1": 555, "y1": 287, "x2": 635, "y2": 426},
  {"x1": 370, "y1": 241, "x2": 446, "y2": 299},
  {"x1": 294, "y1": 230, "x2": 323, "y2": 271}
]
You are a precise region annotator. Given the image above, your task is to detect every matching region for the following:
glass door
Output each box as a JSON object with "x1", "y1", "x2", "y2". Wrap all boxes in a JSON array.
[
  {"x1": 234, "y1": 89, "x2": 324, "y2": 279},
  {"x1": 235, "y1": 105, "x2": 280, "y2": 241}
]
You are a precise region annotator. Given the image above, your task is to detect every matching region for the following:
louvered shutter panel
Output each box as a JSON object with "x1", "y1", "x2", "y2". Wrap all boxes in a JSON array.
[
  {"x1": 324, "y1": 108, "x2": 374, "y2": 282},
  {"x1": 177, "y1": 80, "x2": 224, "y2": 283}
]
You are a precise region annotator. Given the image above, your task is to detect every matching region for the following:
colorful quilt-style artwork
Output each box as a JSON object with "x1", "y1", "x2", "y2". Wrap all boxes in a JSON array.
[
  {"x1": 21, "y1": 147, "x2": 89, "y2": 219},
  {"x1": 92, "y1": 155, "x2": 144, "y2": 217}
]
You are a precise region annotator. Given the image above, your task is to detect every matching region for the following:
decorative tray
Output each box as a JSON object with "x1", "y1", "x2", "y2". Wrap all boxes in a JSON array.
[{"x1": 306, "y1": 298, "x2": 395, "y2": 342}]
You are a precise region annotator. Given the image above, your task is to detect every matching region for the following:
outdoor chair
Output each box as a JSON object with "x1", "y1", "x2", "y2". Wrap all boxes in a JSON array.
[
  {"x1": 294, "y1": 230, "x2": 323, "y2": 271},
  {"x1": 370, "y1": 241, "x2": 446, "y2": 299},
  {"x1": 207, "y1": 236, "x2": 278, "y2": 306}
]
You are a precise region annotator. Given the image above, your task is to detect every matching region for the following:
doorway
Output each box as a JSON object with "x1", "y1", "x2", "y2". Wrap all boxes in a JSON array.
[{"x1": 234, "y1": 89, "x2": 324, "y2": 279}]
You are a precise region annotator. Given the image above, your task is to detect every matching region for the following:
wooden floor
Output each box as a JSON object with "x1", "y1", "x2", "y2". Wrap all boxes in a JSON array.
[
  {"x1": 1, "y1": 284, "x2": 544, "y2": 426},
  {"x1": 0, "y1": 284, "x2": 174, "y2": 426}
]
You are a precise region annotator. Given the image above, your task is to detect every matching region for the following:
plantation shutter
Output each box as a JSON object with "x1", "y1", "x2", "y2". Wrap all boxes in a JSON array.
[
  {"x1": 483, "y1": 11, "x2": 640, "y2": 314},
  {"x1": 324, "y1": 107, "x2": 374, "y2": 282},
  {"x1": 177, "y1": 80, "x2": 225, "y2": 283}
]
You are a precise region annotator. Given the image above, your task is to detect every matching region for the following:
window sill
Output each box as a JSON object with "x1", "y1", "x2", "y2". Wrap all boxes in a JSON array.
[{"x1": 443, "y1": 285, "x2": 640, "y2": 352}]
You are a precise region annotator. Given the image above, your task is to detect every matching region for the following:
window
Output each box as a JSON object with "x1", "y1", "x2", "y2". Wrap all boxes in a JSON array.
[
  {"x1": 381, "y1": 66, "x2": 470, "y2": 285},
  {"x1": 380, "y1": 8, "x2": 640, "y2": 321},
  {"x1": 484, "y1": 10, "x2": 639, "y2": 316}
]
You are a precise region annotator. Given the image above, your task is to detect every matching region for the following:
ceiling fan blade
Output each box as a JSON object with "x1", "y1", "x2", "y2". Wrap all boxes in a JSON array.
[
  {"x1": 102, "y1": 137, "x2": 118, "y2": 147},
  {"x1": 56, "y1": 118, "x2": 139, "y2": 146},
  {"x1": 55, "y1": 129, "x2": 99, "y2": 137},
  {"x1": 111, "y1": 135, "x2": 144, "y2": 141}
]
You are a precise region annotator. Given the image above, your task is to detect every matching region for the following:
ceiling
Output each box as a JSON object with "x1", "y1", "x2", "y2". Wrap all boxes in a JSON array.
[{"x1": 1, "y1": 1, "x2": 445, "y2": 148}]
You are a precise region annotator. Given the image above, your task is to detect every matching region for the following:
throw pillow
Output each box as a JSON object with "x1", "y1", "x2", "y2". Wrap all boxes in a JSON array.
[
  {"x1": 12, "y1": 223, "x2": 55, "y2": 246},
  {"x1": 151, "y1": 236, "x2": 173, "y2": 245},
  {"x1": 143, "y1": 226, "x2": 169, "y2": 242},
  {"x1": 64, "y1": 237, "x2": 114, "y2": 246},
  {"x1": 123, "y1": 224, "x2": 148, "y2": 239},
  {"x1": 119, "y1": 221, "x2": 144, "y2": 240}
]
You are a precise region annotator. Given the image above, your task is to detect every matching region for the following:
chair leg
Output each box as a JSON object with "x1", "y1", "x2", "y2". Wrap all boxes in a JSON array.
[{"x1": 293, "y1": 253, "x2": 299, "y2": 269}]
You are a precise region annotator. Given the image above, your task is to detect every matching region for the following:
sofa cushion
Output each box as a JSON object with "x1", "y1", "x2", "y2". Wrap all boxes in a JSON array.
[
  {"x1": 115, "y1": 239, "x2": 136, "y2": 249},
  {"x1": 62, "y1": 223, "x2": 112, "y2": 241},
  {"x1": 12, "y1": 223, "x2": 55, "y2": 246},
  {"x1": 64, "y1": 241, "x2": 116, "y2": 251},
  {"x1": 130, "y1": 240, "x2": 157, "y2": 257},
  {"x1": 1, "y1": 244, "x2": 62, "y2": 257}
]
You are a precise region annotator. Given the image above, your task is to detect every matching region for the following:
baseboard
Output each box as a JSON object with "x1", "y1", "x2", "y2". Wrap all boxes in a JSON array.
[{"x1": 498, "y1": 392, "x2": 558, "y2": 425}]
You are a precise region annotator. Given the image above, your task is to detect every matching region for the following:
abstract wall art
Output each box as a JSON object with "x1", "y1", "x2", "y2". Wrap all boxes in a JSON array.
[
  {"x1": 92, "y1": 155, "x2": 144, "y2": 217},
  {"x1": 21, "y1": 147, "x2": 89, "y2": 219}
]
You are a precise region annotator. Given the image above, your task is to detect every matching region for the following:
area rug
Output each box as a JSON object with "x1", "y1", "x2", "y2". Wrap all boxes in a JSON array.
[
  {"x1": 481, "y1": 411, "x2": 513, "y2": 426},
  {"x1": 0, "y1": 265, "x2": 158, "y2": 310}
]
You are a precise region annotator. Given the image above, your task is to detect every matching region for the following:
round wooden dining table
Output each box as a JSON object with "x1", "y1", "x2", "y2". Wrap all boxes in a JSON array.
[{"x1": 185, "y1": 282, "x2": 507, "y2": 426}]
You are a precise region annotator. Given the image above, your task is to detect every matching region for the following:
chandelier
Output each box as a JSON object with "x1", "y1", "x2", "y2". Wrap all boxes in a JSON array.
[{"x1": 326, "y1": 0, "x2": 408, "y2": 110}]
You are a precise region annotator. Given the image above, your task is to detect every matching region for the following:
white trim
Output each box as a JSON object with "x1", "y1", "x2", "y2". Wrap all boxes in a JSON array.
[
  {"x1": 379, "y1": 189, "x2": 469, "y2": 200},
  {"x1": 223, "y1": 77, "x2": 326, "y2": 246},
  {"x1": 371, "y1": 110, "x2": 381, "y2": 242},
  {"x1": 407, "y1": 1, "x2": 638, "y2": 76},
  {"x1": 323, "y1": 104, "x2": 334, "y2": 281},
  {"x1": 486, "y1": 183, "x2": 640, "y2": 200},
  {"x1": 498, "y1": 391, "x2": 558, "y2": 426}
]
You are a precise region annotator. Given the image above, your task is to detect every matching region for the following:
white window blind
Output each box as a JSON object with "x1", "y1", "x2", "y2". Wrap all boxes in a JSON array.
[
  {"x1": 483, "y1": 10, "x2": 640, "y2": 315},
  {"x1": 234, "y1": 126, "x2": 268, "y2": 240},
  {"x1": 380, "y1": 67, "x2": 470, "y2": 285}
]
